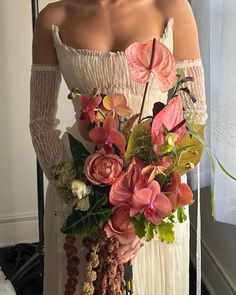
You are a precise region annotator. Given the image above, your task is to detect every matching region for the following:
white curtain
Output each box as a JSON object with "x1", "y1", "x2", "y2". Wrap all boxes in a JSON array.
[{"x1": 192, "y1": 0, "x2": 236, "y2": 225}]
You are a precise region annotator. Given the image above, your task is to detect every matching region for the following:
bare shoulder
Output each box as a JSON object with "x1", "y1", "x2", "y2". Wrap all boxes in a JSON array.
[
  {"x1": 158, "y1": 0, "x2": 201, "y2": 61},
  {"x1": 32, "y1": 1, "x2": 66, "y2": 64}
]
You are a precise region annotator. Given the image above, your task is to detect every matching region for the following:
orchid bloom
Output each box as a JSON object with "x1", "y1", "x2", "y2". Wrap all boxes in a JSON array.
[
  {"x1": 103, "y1": 94, "x2": 132, "y2": 118},
  {"x1": 125, "y1": 39, "x2": 176, "y2": 92},
  {"x1": 163, "y1": 171, "x2": 193, "y2": 211},
  {"x1": 151, "y1": 96, "x2": 186, "y2": 155},
  {"x1": 89, "y1": 116, "x2": 126, "y2": 154},
  {"x1": 130, "y1": 181, "x2": 172, "y2": 225},
  {"x1": 141, "y1": 156, "x2": 173, "y2": 183},
  {"x1": 109, "y1": 158, "x2": 147, "y2": 205},
  {"x1": 79, "y1": 94, "x2": 102, "y2": 124}
]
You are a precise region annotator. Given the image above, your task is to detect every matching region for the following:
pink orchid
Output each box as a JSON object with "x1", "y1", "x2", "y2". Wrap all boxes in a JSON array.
[
  {"x1": 103, "y1": 94, "x2": 132, "y2": 118},
  {"x1": 163, "y1": 171, "x2": 193, "y2": 211},
  {"x1": 130, "y1": 181, "x2": 172, "y2": 225},
  {"x1": 125, "y1": 39, "x2": 176, "y2": 92},
  {"x1": 151, "y1": 96, "x2": 186, "y2": 155},
  {"x1": 109, "y1": 158, "x2": 147, "y2": 205},
  {"x1": 79, "y1": 94, "x2": 102, "y2": 124},
  {"x1": 89, "y1": 116, "x2": 126, "y2": 154},
  {"x1": 142, "y1": 156, "x2": 173, "y2": 183}
]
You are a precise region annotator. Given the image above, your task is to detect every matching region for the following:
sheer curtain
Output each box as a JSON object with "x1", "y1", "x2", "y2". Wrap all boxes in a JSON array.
[
  {"x1": 210, "y1": 0, "x2": 236, "y2": 225},
  {"x1": 192, "y1": 0, "x2": 236, "y2": 225}
]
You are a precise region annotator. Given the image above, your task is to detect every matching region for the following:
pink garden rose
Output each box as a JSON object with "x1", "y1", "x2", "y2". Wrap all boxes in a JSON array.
[
  {"x1": 109, "y1": 158, "x2": 147, "y2": 205},
  {"x1": 125, "y1": 39, "x2": 176, "y2": 92},
  {"x1": 84, "y1": 149, "x2": 123, "y2": 186},
  {"x1": 130, "y1": 180, "x2": 172, "y2": 225},
  {"x1": 104, "y1": 204, "x2": 137, "y2": 245}
]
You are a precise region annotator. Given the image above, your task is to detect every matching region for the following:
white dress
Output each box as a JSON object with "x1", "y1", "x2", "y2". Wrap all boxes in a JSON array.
[
  {"x1": 29, "y1": 18, "x2": 208, "y2": 295},
  {"x1": 0, "y1": 269, "x2": 16, "y2": 295}
]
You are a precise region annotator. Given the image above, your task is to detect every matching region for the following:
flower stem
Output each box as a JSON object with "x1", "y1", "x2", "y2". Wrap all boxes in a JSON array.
[
  {"x1": 138, "y1": 38, "x2": 157, "y2": 123},
  {"x1": 97, "y1": 108, "x2": 107, "y2": 119}
]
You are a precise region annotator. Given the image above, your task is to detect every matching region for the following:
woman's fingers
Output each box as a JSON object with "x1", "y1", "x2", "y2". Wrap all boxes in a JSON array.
[{"x1": 118, "y1": 237, "x2": 145, "y2": 263}]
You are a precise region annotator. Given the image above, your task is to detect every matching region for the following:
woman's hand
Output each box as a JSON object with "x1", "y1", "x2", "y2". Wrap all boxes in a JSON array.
[{"x1": 118, "y1": 236, "x2": 145, "y2": 264}]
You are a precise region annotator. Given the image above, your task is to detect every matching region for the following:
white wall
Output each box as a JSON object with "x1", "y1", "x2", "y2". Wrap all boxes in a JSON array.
[
  {"x1": 191, "y1": 1, "x2": 236, "y2": 294},
  {"x1": 0, "y1": 0, "x2": 72, "y2": 246}
]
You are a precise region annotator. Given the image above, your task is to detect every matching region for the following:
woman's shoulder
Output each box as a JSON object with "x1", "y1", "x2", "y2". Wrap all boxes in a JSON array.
[
  {"x1": 158, "y1": 0, "x2": 201, "y2": 61},
  {"x1": 36, "y1": 1, "x2": 66, "y2": 28}
]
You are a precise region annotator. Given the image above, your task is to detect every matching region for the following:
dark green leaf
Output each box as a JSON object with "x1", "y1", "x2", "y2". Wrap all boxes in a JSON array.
[
  {"x1": 68, "y1": 133, "x2": 90, "y2": 178},
  {"x1": 61, "y1": 192, "x2": 112, "y2": 236},
  {"x1": 131, "y1": 215, "x2": 146, "y2": 238}
]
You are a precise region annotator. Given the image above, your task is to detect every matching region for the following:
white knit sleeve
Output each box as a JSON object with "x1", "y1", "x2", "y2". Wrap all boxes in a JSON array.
[
  {"x1": 29, "y1": 64, "x2": 67, "y2": 183},
  {"x1": 176, "y1": 59, "x2": 208, "y2": 125}
]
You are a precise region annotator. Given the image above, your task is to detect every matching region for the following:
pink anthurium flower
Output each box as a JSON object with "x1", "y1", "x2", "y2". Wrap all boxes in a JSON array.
[
  {"x1": 89, "y1": 116, "x2": 126, "y2": 154},
  {"x1": 79, "y1": 94, "x2": 102, "y2": 124},
  {"x1": 130, "y1": 181, "x2": 172, "y2": 225},
  {"x1": 125, "y1": 39, "x2": 176, "y2": 92},
  {"x1": 151, "y1": 96, "x2": 186, "y2": 155},
  {"x1": 103, "y1": 94, "x2": 132, "y2": 118},
  {"x1": 109, "y1": 158, "x2": 147, "y2": 205},
  {"x1": 163, "y1": 171, "x2": 193, "y2": 211},
  {"x1": 141, "y1": 156, "x2": 173, "y2": 183}
]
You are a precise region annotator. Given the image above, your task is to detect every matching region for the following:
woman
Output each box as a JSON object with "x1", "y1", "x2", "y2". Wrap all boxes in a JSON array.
[{"x1": 29, "y1": 0, "x2": 208, "y2": 294}]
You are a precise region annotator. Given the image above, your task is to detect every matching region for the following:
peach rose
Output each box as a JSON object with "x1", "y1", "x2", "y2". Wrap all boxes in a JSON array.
[
  {"x1": 104, "y1": 204, "x2": 136, "y2": 245},
  {"x1": 84, "y1": 150, "x2": 123, "y2": 186}
]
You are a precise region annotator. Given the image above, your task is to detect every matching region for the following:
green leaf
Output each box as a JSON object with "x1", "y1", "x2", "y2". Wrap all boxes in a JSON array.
[
  {"x1": 68, "y1": 133, "x2": 90, "y2": 179},
  {"x1": 131, "y1": 215, "x2": 146, "y2": 238},
  {"x1": 61, "y1": 192, "x2": 112, "y2": 236},
  {"x1": 145, "y1": 222, "x2": 155, "y2": 242},
  {"x1": 176, "y1": 124, "x2": 205, "y2": 175},
  {"x1": 177, "y1": 206, "x2": 187, "y2": 223},
  {"x1": 122, "y1": 113, "x2": 140, "y2": 142},
  {"x1": 124, "y1": 119, "x2": 157, "y2": 165},
  {"x1": 188, "y1": 128, "x2": 236, "y2": 219},
  {"x1": 156, "y1": 220, "x2": 175, "y2": 243}
]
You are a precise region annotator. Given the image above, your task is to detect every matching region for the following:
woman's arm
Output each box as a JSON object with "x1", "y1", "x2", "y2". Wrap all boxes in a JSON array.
[
  {"x1": 162, "y1": 0, "x2": 208, "y2": 125},
  {"x1": 29, "y1": 4, "x2": 68, "y2": 183}
]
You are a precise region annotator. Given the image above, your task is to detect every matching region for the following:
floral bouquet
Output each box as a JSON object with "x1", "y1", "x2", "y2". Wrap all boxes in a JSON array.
[{"x1": 50, "y1": 39, "x2": 234, "y2": 295}]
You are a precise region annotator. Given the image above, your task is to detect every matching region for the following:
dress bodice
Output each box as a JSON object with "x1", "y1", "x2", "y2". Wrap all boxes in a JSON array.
[{"x1": 51, "y1": 18, "x2": 174, "y2": 120}]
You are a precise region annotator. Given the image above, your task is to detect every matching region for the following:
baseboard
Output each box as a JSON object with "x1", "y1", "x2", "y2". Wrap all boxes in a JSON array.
[
  {"x1": 190, "y1": 224, "x2": 236, "y2": 295},
  {"x1": 0, "y1": 212, "x2": 38, "y2": 247}
]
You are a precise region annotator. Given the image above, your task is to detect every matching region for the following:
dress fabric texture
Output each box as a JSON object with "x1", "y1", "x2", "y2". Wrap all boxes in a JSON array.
[{"x1": 29, "y1": 18, "x2": 208, "y2": 295}]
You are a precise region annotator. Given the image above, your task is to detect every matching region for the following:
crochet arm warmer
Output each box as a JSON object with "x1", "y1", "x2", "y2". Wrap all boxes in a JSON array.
[
  {"x1": 176, "y1": 59, "x2": 208, "y2": 125},
  {"x1": 29, "y1": 64, "x2": 67, "y2": 183}
]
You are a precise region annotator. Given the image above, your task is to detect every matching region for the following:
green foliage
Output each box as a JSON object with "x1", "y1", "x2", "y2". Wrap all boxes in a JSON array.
[
  {"x1": 177, "y1": 206, "x2": 187, "y2": 223},
  {"x1": 68, "y1": 133, "x2": 90, "y2": 179},
  {"x1": 156, "y1": 220, "x2": 175, "y2": 244},
  {"x1": 131, "y1": 215, "x2": 146, "y2": 238},
  {"x1": 61, "y1": 191, "x2": 112, "y2": 236},
  {"x1": 122, "y1": 113, "x2": 140, "y2": 142},
  {"x1": 145, "y1": 222, "x2": 156, "y2": 242},
  {"x1": 124, "y1": 119, "x2": 156, "y2": 165}
]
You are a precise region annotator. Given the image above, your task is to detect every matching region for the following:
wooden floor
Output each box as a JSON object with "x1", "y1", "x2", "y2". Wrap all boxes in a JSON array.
[{"x1": 0, "y1": 245, "x2": 210, "y2": 295}]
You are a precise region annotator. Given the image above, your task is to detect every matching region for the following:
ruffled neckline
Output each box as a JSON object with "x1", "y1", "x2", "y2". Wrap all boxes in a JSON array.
[{"x1": 52, "y1": 17, "x2": 174, "y2": 57}]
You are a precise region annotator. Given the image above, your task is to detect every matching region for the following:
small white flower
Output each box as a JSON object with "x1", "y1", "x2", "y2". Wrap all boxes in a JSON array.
[
  {"x1": 70, "y1": 180, "x2": 92, "y2": 211},
  {"x1": 75, "y1": 196, "x2": 90, "y2": 211}
]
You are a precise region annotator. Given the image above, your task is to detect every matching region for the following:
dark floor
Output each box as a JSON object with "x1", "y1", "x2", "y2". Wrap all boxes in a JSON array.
[{"x1": 0, "y1": 245, "x2": 210, "y2": 295}]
